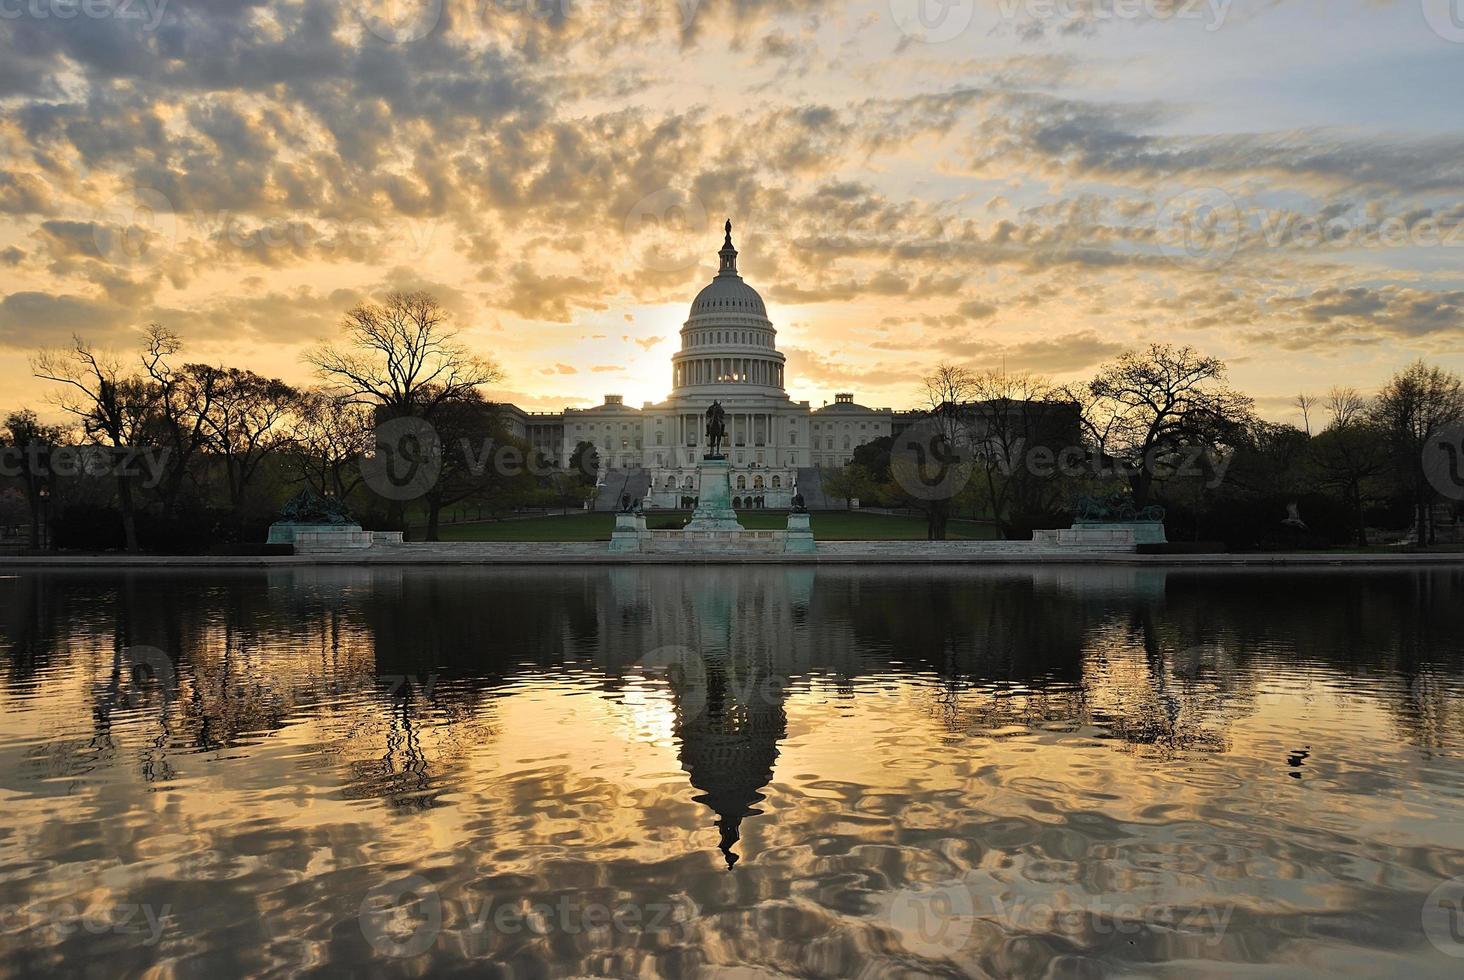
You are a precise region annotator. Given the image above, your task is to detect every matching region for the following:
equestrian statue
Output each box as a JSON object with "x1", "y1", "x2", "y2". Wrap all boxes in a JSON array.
[{"x1": 705, "y1": 401, "x2": 727, "y2": 458}]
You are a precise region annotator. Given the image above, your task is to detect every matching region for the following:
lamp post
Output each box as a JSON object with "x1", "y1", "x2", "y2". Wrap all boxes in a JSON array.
[{"x1": 37, "y1": 484, "x2": 50, "y2": 552}]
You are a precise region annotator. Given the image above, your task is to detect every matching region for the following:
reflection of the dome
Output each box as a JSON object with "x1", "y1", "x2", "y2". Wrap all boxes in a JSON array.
[{"x1": 673, "y1": 655, "x2": 788, "y2": 868}]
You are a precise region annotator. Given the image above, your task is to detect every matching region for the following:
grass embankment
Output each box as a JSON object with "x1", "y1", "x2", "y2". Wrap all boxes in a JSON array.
[{"x1": 431, "y1": 510, "x2": 999, "y2": 542}]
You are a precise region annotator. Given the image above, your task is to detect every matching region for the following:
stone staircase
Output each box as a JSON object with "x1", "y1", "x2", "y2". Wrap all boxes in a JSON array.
[
  {"x1": 794, "y1": 467, "x2": 831, "y2": 509},
  {"x1": 592, "y1": 468, "x2": 651, "y2": 511},
  {"x1": 623, "y1": 468, "x2": 652, "y2": 506}
]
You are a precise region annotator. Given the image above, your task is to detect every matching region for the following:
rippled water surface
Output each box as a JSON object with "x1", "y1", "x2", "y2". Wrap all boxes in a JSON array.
[{"x1": 2, "y1": 565, "x2": 1463, "y2": 978}]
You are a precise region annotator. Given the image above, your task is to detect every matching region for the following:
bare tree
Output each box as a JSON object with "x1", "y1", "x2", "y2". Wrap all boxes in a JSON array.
[
  {"x1": 1073, "y1": 344, "x2": 1254, "y2": 508},
  {"x1": 306, "y1": 292, "x2": 501, "y2": 418},
  {"x1": 32, "y1": 336, "x2": 160, "y2": 552},
  {"x1": 1323, "y1": 386, "x2": 1368, "y2": 429},
  {"x1": 1370, "y1": 361, "x2": 1464, "y2": 545},
  {"x1": 1294, "y1": 393, "x2": 1315, "y2": 436},
  {"x1": 306, "y1": 292, "x2": 502, "y2": 524},
  {"x1": 139, "y1": 326, "x2": 219, "y2": 511},
  {"x1": 3, "y1": 409, "x2": 69, "y2": 550},
  {"x1": 291, "y1": 389, "x2": 374, "y2": 501},
  {"x1": 1310, "y1": 401, "x2": 1388, "y2": 548},
  {"x1": 891, "y1": 363, "x2": 980, "y2": 540},
  {"x1": 965, "y1": 369, "x2": 1079, "y2": 538},
  {"x1": 417, "y1": 387, "x2": 506, "y2": 540},
  {"x1": 199, "y1": 368, "x2": 299, "y2": 518}
]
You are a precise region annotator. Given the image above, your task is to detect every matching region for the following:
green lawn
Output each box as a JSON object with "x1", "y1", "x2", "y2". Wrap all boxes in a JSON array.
[{"x1": 432, "y1": 510, "x2": 999, "y2": 542}]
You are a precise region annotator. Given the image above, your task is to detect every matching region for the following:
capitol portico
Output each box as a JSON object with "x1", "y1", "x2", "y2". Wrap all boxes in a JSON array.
[{"x1": 502, "y1": 222, "x2": 900, "y2": 509}]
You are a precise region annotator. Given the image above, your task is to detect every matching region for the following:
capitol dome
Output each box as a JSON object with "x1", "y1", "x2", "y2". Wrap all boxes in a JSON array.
[
  {"x1": 671, "y1": 221, "x2": 787, "y2": 395},
  {"x1": 689, "y1": 269, "x2": 767, "y2": 317}
]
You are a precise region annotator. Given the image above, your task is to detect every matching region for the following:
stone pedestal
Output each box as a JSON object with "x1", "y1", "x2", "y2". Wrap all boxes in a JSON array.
[
  {"x1": 685, "y1": 459, "x2": 744, "y2": 532},
  {"x1": 602, "y1": 460, "x2": 821, "y2": 555},
  {"x1": 609, "y1": 513, "x2": 647, "y2": 553},
  {"x1": 1075, "y1": 520, "x2": 1167, "y2": 545},
  {"x1": 784, "y1": 512, "x2": 815, "y2": 554},
  {"x1": 1032, "y1": 526, "x2": 1137, "y2": 551},
  {"x1": 267, "y1": 522, "x2": 371, "y2": 552}
]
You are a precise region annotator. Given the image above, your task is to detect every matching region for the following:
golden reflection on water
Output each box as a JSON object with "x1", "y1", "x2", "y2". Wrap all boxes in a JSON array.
[{"x1": 1, "y1": 566, "x2": 1463, "y2": 977}]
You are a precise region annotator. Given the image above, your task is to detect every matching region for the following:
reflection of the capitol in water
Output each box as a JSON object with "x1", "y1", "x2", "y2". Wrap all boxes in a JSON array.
[
  {"x1": 649, "y1": 569, "x2": 806, "y2": 869},
  {"x1": 1, "y1": 565, "x2": 1463, "y2": 976}
]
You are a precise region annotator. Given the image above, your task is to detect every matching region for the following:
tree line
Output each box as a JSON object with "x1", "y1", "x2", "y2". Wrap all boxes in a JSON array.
[
  {"x1": 2, "y1": 292, "x2": 592, "y2": 553},
  {"x1": 5, "y1": 307, "x2": 1463, "y2": 552},
  {"x1": 821, "y1": 345, "x2": 1464, "y2": 548}
]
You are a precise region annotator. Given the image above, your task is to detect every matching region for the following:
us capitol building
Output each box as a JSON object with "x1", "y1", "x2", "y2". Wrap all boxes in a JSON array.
[{"x1": 501, "y1": 223, "x2": 904, "y2": 509}]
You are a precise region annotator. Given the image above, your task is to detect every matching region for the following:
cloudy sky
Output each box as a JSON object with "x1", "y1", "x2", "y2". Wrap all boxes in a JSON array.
[{"x1": 2, "y1": 0, "x2": 1462, "y2": 418}]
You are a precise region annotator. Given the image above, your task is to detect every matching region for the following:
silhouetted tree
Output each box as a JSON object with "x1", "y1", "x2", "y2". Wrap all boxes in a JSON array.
[
  {"x1": 1370, "y1": 361, "x2": 1464, "y2": 544},
  {"x1": 291, "y1": 389, "x2": 373, "y2": 500},
  {"x1": 894, "y1": 363, "x2": 980, "y2": 540},
  {"x1": 306, "y1": 292, "x2": 502, "y2": 524},
  {"x1": 569, "y1": 440, "x2": 601, "y2": 485},
  {"x1": 3, "y1": 410, "x2": 68, "y2": 550},
  {"x1": 1310, "y1": 388, "x2": 1389, "y2": 547},
  {"x1": 1073, "y1": 344, "x2": 1254, "y2": 508},
  {"x1": 32, "y1": 334, "x2": 163, "y2": 551},
  {"x1": 819, "y1": 464, "x2": 869, "y2": 510},
  {"x1": 139, "y1": 327, "x2": 218, "y2": 511},
  {"x1": 306, "y1": 291, "x2": 501, "y2": 418},
  {"x1": 418, "y1": 390, "x2": 531, "y2": 540},
  {"x1": 964, "y1": 370, "x2": 1082, "y2": 538},
  {"x1": 199, "y1": 367, "x2": 299, "y2": 519}
]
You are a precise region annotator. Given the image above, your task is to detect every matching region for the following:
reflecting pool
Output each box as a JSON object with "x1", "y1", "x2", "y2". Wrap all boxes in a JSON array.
[{"x1": 1, "y1": 565, "x2": 1463, "y2": 977}]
